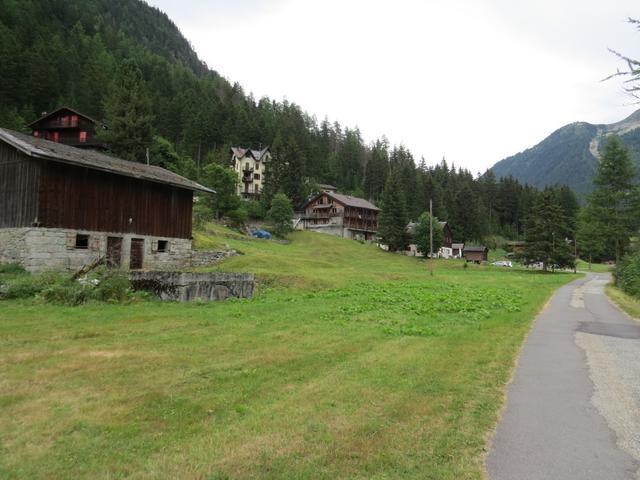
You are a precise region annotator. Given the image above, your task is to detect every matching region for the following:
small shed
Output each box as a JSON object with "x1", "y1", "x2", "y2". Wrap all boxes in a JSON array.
[{"x1": 463, "y1": 246, "x2": 488, "y2": 263}]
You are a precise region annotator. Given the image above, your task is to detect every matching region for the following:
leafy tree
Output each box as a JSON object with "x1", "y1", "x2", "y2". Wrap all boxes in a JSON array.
[
  {"x1": 378, "y1": 172, "x2": 409, "y2": 251},
  {"x1": 268, "y1": 193, "x2": 294, "y2": 237},
  {"x1": 98, "y1": 60, "x2": 154, "y2": 162},
  {"x1": 413, "y1": 212, "x2": 444, "y2": 256},
  {"x1": 200, "y1": 164, "x2": 240, "y2": 219},
  {"x1": 581, "y1": 136, "x2": 640, "y2": 263},
  {"x1": 523, "y1": 191, "x2": 574, "y2": 271}
]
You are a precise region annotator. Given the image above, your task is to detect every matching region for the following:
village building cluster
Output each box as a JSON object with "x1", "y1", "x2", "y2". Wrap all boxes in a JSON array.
[{"x1": 0, "y1": 106, "x2": 490, "y2": 273}]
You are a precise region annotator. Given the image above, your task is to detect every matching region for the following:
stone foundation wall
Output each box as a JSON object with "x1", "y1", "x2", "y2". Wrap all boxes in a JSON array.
[
  {"x1": 0, "y1": 228, "x2": 27, "y2": 265},
  {"x1": 0, "y1": 227, "x2": 194, "y2": 273},
  {"x1": 129, "y1": 271, "x2": 254, "y2": 301},
  {"x1": 189, "y1": 250, "x2": 237, "y2": 267}
]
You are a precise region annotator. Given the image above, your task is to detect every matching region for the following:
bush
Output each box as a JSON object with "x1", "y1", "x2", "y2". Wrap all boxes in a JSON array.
[
  {"x1": 92, "y1": 271, "x2": 131, "y2": 303},
  {"x1": 0, "y1": 268, "x2": 134, "y2": 305},
  {"x1": 0, "y1": 263, "x2": 25, "y2": 275},
  {"x1": 193, "y1": 202, "x2": 213, "y2": 228},
  {"x1": 42, "y1": 282, "x2": 92, "y2": 306},
  {"x1": 615, "y1": 253, "x2": 640, "y2": 298},
  {"x1": 245, "y1": 200, "x2": 266, "y2": 220},
  {"x1": 226, "y1": 206, "x2": 249, "y2": 227},
  {"x1": 1, "y1": 271, "x2": 68, "y2": 300}
]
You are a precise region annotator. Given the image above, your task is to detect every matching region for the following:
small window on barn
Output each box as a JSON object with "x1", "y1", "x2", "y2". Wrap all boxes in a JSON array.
[
  {"x1": 157, "y1": 240, "x2": 169, "y2": 253},
  {"x1": 75, "y1": 234, "x2": 89, "y2": 249},
  {"x1": 71, "y1": 115, "x2": 78, "y2": 127},
  {"x1": 79, "y1": 131, "x2": 87, "y2": 143}
]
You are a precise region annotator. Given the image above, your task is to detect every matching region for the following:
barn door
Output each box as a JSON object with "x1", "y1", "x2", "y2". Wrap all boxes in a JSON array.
[
  {"x1": 106, "y1": 236, "x2": 123, "y2": 268},
  {"x1": 129, "y1": 238, "x2": 144, "y2": 270}
]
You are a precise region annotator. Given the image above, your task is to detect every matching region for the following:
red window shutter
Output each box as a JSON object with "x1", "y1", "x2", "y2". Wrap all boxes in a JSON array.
[
  {"x1": 33, "y1": 131, "x2": 39, "y2": 137},
  {"x1": 61, "y1": 116, "x2": 68, "y2": 127},
  {"x1": 79, "y1": 131, "x2": 87, "y2": 143},
  {"x1": 52, "y1": 132, "x2": 59, "y2": 143},
  {"x1": 71, "y1": 115, "x2": 78, "y2": 127}
]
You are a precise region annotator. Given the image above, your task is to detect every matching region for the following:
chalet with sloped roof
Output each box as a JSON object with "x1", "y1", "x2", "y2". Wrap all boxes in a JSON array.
[
  {"x1": 28, "y1": 106, "x2": 106, "y2": 150},
  {"x1": 297, "y1": 191, "x2": 379, "y2": 241}
]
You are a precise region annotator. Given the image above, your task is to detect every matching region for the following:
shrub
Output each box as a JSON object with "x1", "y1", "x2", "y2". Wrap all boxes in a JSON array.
[
  {"x1": 1, "y1": 271, "x2": 68, "y2": 300},
  {"x1": 615, "y1": 253, "x2": 640, "y2": 298},
  {"x1": 245, "y1": 200, "x2": 266, "y2": 220},
  {"x1": 226, "y1": 206, "x2": 249, "y2": 227},
  {"x1": 0, "y1": 263, "x2": 25, "y2": 275},
  {"x1": 193, "y1": 202, "x2": 213, "y2": 228},
  {"x1": 42, "y1": 282, "x2": 92, "y2": 306},
  {"x1": 93, "y1": 271, "x2": 131, "y2": 303}
]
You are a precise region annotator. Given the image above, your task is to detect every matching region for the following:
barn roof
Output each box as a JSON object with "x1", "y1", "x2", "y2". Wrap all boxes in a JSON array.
[
  {"x1": 231, "y1": 146, "x2": 270, "y2": 161},
  {"x1": 0, "y1": 128, "x2": 214, "y2": 193},
  {"x1": 27, "y1": 106, "x2": 100, "y2": 128},
  {"x1": 463, "y1": 245, "x2": 488, "y2": 252}
]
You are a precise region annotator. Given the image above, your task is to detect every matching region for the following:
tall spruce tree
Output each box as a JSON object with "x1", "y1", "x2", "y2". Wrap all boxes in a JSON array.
[
  {"x1": 378, "y1": 171, "x2": 409, "y2": 251},
  {"x1": 578, "y1": 136, "x2": 639, "y2": 263},
  {"x1": 524, "y1": 190, "x2": 574, "y2": 271},
  {"x1": 98, "y1": 60, "x2": 154, "y2": 163}
]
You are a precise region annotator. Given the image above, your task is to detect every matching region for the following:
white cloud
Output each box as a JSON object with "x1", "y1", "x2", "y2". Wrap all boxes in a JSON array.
[{"x1": 148, "y1": 0, "x2": 640, "y2": 172}]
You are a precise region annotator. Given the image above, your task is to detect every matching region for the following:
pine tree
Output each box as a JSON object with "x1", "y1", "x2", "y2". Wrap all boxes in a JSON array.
[
  {"x1": 524, "y1": 191, "x2": 574, "y2": 271},
  {"x1": 98, "y1": 60, "x2": 154, "y2": 163},
  {"x1": 378, "y1": 171, "x2": 409, "y2": 251},
  {"x1": 580, "y1": 136, "x2": 640, "y2": 263}
]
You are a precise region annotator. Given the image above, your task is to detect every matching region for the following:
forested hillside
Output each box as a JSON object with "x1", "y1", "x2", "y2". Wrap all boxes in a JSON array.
[
  {"x1": 0, "y1": 0, "x2": 574, "y2": 241},
  {"x1": 491, "y1": 110, "x2": 640, "y2": 196}
]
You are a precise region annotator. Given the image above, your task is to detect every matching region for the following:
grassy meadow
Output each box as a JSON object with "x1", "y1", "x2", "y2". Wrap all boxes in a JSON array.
[{"x1": 0, "y1": 225, "x2": 577, "y2": 479}]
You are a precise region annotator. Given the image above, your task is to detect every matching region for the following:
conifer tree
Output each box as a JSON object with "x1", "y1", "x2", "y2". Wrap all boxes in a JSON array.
[
  {"x1": 524, "y1": 190, "x2": 574, "y2": 271},
  {"x1": 578, "y1": 136, "x2": 639, "y2": 263},
  {"x1": 98, "y1": 60, "x2": 154, "y2": 163},
  {"x1": 378, "y1": 171, "x2": 409, "y2": 251}
]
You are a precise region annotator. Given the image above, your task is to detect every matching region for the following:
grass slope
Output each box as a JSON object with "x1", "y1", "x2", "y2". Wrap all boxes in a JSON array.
[
  {"x1": 606, "y1": 285, "x2": 640, "y2": 321},
  {"x1": 0, "y1": 225, "x2": 576, "y2": 479}
]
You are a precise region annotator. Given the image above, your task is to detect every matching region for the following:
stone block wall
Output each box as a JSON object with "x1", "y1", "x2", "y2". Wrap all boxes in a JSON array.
[
  {"x1": 0, "y1": 227, "x2": 194, "y2": 273},
  {"x1": 129, "y1": 271, "x2": 255, "y2": 301}
]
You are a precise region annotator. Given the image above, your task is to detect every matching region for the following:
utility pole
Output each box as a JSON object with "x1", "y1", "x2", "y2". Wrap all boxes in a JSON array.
[{"x1": 429, "y1": 199, "x2": 434, "y2": 276}]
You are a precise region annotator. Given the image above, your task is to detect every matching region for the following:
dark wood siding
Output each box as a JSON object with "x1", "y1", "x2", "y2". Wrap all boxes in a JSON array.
[
  {"x1": 38, "y1": 161, "x2": 193, "y2": 238},
  {"x1": 0, "y1": 144, "x2": 40, "y2": 227}
]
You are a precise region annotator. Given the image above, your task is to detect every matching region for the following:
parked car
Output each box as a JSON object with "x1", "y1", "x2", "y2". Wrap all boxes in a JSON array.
[{"x1": 493, "y1": 260, "x2": 513, "y2": 268}]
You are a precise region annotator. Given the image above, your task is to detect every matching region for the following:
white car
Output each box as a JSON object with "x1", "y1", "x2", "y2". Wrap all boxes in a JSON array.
[{"x1": 493, "y1": 260, "x2": 513, "y2": 268}]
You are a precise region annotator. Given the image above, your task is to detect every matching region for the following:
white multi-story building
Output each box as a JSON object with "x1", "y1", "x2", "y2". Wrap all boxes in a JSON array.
[{"x1": 231, "y1": 147, "x2": 270, "y2": 199}]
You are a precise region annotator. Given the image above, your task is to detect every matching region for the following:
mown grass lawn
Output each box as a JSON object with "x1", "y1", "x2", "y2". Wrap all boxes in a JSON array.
[{"x1": 0, "y1": 226, "x2": 577, "y2": 479}]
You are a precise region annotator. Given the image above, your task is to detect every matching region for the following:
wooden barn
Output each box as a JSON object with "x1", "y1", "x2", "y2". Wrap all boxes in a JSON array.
[
  {"x1": 463, "y1": 246, "x2": 489, "y2": 263},
  {"x1": 0, "y1": 128, "x2": 213, "y2": 272},
  {"x1": 297, "y1": 191, "x2": 379, "y2": 241},
  {"x1": 28, "y1": 106, "x2": 106, "y2": 150}
]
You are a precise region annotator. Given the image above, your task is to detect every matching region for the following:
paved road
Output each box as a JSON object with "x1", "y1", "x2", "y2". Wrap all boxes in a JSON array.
[{"x1": 486, "y1": 273, "x2": 640, "y2": 480}]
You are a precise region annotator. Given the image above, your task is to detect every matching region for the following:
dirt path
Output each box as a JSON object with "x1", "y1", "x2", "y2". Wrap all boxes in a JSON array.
[{"x1": 486, "y1": 274, "x2": 640, "y2": 480}]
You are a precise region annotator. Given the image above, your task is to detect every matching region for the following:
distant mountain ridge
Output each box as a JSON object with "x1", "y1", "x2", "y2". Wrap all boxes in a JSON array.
[{"x1": 491, "y1": 110, "x2": 640, "y2": 195}]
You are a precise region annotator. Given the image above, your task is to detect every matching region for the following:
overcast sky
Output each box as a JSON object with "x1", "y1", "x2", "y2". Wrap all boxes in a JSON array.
[{"x1": 147, "y1": 0, "x2": 639, "y2": 173}]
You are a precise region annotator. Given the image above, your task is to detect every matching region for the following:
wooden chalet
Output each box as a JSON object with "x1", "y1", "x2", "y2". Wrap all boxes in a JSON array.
[
  {"x1": 28, "y1": 106, "x2": 105, "y2": 150},
  {"x1": 0, "y1": 128, "x2": 213, "y2": 272},
  {"x1": 439, "y1": 221, "x2": 453, "y2": 248},
  {"x1": 298, "y1": 191, "x2": 379, "y2": 241}
]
